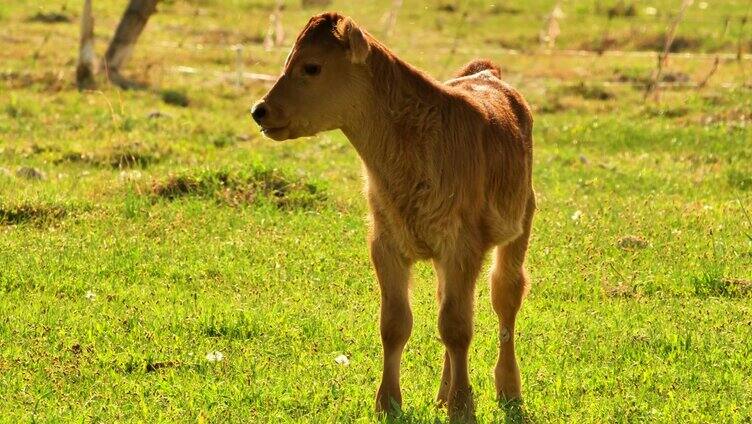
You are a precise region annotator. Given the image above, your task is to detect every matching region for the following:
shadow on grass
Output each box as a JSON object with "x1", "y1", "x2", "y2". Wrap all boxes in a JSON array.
[
  {"x1": 378, "y1": 399, "x2": 535, "y2": 424},
  {"x1": 498, "y1": 398, "x2": 535, "y2": 424},
  {"x1": 377, "y1": 399, "x2": 444, "y2": 424},
  {"x1": 382, "y1": 410, "x2": 443, "y2": 424}
]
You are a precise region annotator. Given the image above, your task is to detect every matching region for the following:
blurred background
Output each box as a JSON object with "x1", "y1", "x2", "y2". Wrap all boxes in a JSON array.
[{"x1": 3, "y1": 1, "x2": 751, "y2": 95}]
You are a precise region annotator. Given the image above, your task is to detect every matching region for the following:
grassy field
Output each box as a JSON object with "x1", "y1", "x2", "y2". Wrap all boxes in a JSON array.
[{"x1": 2, "y1": 0, "x2": 752, "y2": 422}]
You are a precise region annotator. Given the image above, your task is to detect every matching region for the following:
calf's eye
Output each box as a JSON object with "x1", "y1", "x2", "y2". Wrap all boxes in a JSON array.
[{"x1": 303, "y1": 64, "x2": 321, "y2": 76}]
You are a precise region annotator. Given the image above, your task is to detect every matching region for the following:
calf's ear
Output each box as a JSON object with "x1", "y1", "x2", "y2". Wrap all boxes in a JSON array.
[{"x1": 337, "y1": 18, "x2": 370, "y2": 64}]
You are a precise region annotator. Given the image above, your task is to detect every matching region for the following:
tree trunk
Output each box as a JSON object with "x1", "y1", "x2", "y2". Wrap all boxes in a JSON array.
[
  {"x1": 102, "y1": 0, "x2": 159, "y2": 88},
  {"x1": 75, "y1": 0, "x2": 96, "y2": 90}
]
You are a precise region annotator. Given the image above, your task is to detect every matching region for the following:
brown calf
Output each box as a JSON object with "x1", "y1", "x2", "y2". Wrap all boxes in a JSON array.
[{"x1": 251, "y1": 13, "x2": 535, "y2": 422}]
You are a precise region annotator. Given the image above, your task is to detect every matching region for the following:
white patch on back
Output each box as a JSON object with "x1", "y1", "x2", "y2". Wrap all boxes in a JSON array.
[{"x1": 444, "y1": 69, "x2": 500, "y2": 86}]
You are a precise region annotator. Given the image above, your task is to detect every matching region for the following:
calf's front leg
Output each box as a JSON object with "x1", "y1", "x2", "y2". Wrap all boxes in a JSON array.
[{"x1": 371, "y1": 235, "x2": 413, "y2": 415}]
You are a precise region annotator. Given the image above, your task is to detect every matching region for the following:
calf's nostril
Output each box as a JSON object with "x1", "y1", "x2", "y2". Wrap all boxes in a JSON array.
[{"x1": 251, "y1": 104, "x2": 267, "y2": 123}]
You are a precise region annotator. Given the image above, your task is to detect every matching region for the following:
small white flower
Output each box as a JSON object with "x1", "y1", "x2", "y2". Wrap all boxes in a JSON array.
[
  {"x1": 334, "y1": 354, "x2": 350, "y2": 366},
  {"x1": 85, "y1": 290, "x2": 96, "y2": 301},
  {"x1": 645, "y1": 7, "x2": 658, "y2": 15},
  {"x1": 206, "y1": 351, "x2": 224, "y2": 362},
  {"x1": 571, "y1": 210, "x2": 583, "y2": 221},
  {"x1": 698, "y1": 2, "x2": 708, "y2": 10}
]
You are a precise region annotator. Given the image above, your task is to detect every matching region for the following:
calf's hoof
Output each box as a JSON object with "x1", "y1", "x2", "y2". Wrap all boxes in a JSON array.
[
  {"x1": 375, "y1": 385, "x2": 402, "y2": 417},
  {"x1": 436, "y1": 380, "x2": 451, "y2": 407},
  {"x1": 447, "y1": 387, "x2": 476, "y2": 424},
  {"x1": 494, "y1": 362, "x2": 521, "y2": 401}
]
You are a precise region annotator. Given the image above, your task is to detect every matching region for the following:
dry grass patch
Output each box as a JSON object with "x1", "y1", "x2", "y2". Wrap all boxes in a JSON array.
[
  {"x1": 149, "y1": 166, "x2": 327, "y2": 210},
  {"x1": 25, "y1": 11, "x2": 71, "y2": 24},
  {"x1": 727, "y1": 170, "x2": 752, "y2": 191},
  {"x1": 0, "y1": 70, "x2": 68, "y2": 91},
  {"x1": 0, "y1": 203, "x2": 71, "y2": 225},
  {"x1": 602, "y1": 281, "x2": 637, "y2": 298},
  {"x1": 635, "y1": 34, "x2": 702, "y2": 53},
  {"x1": 617, "y1": 235, "x2": 649, "y2": 251},
  {"x1": 55, "y1": 143, "x2": 169, "y2": 169},
  {"x1": 565, "y1": 82, "x2": 615, "y2": 100},
  {"x1": 604, "y1": 2, "x2": 637, "y2": 18},
  {"x1": 161, "y1": 89, "x2": 190, "y2": 107},
  {"x1": 692, "y1": 271, "x2": 752, "y2": 298}
]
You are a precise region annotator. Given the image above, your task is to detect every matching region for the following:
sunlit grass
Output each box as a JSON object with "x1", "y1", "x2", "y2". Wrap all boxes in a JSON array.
[{"x1": 1, "y1": 0, "x2": 751, "y2": 422}]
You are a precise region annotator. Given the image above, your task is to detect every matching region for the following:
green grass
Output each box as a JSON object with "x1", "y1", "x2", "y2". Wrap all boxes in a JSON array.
[{"x1": 1, "y1": 0, "x2": 752, "y2": 422}]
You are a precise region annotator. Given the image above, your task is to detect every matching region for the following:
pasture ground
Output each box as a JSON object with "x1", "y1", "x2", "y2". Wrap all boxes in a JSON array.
[{"x1": 1, "y1": 0, "x2": 751, "y2": 422}]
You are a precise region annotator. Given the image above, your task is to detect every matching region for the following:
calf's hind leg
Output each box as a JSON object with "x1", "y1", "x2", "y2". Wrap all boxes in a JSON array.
[
  {"x1": 491, "y1": 199, "x2": 534, "y2": 400},
  {"x1": 435, "y1": 252, "x2": 483, "y2": 422},
  {"x1": 432, "y1": 261, "x2": 451, "y2": 406}
]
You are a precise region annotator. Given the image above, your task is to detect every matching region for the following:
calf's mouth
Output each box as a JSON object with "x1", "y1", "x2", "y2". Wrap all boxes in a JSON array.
[{"x1": 260, "y1": 125, "x2": 290, "y2": 140}]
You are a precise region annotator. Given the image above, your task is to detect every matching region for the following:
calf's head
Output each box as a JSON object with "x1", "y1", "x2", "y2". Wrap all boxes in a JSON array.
[{"x1": 251, "y1": 13, "x2": 371, "y2": 141}]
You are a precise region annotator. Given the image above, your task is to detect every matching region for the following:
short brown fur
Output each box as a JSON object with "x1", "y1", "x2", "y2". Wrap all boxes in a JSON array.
[{"x1": 252, "y1": 13, "x2": 535, "y2": 422}]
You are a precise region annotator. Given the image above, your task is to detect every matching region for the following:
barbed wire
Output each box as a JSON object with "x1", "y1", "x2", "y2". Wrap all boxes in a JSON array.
[
  {"x1": 143, "y1": 39, "x2": 751, "y2": 61},
  {"x1": 166, "y1": 64, "x2": 750, "y2": 91}
]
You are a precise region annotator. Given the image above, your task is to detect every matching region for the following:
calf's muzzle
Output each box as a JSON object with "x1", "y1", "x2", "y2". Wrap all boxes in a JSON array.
[{"x1": 250, "y1": 101, "x2": 268, "y2": 125}]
